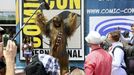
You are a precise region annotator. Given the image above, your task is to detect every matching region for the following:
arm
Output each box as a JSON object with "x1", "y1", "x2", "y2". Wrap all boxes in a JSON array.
[
  {"x1": 65, "y1": 13, "x2": 77, "y2": 37},
  {"x1": 3, "y1": 40, "x2": 17, "y2": 75},
  {"x1": 120, "y1": 33, "x2": 130, "y2": 43},
  {"x1": 84, "y1": 55, "x2": 95, "y2": 75},
  {"x1": 112, "y1": 48, "x2": 124, "y2": 70},
  {"x1": 35, "y1": 12, "x2": 50, "y2": 37}
]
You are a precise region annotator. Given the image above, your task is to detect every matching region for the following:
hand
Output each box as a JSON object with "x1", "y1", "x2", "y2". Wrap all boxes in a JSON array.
[
  {"x1": 116, "y1": 27, "x2": 121, "y2": 33},
  {"x1": 68, "y1": 13, "x2": 77, "y2": 27},
  {"x1": 0, "y1": 42, "x2": 3, "y2": 58},
  {"x1": 3, "y1": 40, "x2": 17, "y2": 63}
]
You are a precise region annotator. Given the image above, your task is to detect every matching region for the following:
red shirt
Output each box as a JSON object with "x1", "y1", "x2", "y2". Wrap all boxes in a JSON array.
[{"x1": 84, "y1": 48, "x2": 112, "y2": 75}]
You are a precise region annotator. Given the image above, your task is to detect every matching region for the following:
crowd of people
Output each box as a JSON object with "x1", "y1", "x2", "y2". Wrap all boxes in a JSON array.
[
  {"x1": 84, "y1": 24, "x2": 134, "y2": 75},
  {"x1": 1, "y1": 24, "x2": 134, "y2": 75}
]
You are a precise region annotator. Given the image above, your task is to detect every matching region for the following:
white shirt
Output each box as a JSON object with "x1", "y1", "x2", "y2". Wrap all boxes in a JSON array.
[{"x1": 109, "y1": 42, "x2": 127, "y2": 75}]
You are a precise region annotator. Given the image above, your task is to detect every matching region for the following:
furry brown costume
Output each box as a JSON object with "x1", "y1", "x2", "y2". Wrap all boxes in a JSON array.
[{"x1": 35, "y1": 12, "x2": 77, "y2": 75}]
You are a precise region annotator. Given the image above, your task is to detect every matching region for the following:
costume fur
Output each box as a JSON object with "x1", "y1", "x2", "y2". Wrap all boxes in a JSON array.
[{"x1": 35, "y1": 12, "x2": 77, "y2": 75}]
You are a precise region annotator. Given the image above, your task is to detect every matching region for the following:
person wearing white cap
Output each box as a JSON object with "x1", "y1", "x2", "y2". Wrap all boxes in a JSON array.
[{"x1": 84, "y1": 31, "x2": 112, "y2": 75}]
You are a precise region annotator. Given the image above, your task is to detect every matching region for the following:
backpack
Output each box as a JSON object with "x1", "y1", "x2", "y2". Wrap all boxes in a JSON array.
[
  {"x1": 24, "y1": 54, "x2": 49, "y2": 75},
  {"x1": 25, "y1": 54, "x2": 60, "y2": 75},
  {"x1": 112, "y1": 46, "x2": 134, "y2": 74}
]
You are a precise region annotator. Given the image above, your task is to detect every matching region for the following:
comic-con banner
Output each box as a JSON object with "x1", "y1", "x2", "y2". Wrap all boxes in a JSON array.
[
  {"x1": 18, "y1": 0, "x2": 84, "y2": 61},
  {"x1": 85, "y1": 0, "x2": 134, "y2": 53}
]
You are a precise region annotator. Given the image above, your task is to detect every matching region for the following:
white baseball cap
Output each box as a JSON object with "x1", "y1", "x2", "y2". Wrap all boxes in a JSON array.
[{"x1": 85, "y1": 31, "x2": 104, "y2": 44}]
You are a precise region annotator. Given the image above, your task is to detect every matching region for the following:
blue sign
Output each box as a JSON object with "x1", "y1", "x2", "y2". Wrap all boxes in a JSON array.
[{"x1": 85, "y1": 0, "x2": 134, "y2": 54}]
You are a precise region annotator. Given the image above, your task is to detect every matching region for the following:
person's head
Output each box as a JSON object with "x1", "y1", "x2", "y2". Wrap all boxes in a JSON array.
[
  {"x1": 70, "y1": 68, "x2": 85, "y2": 75},
  {"x1": 107, "y1": 31, "x2": 120, "y2": 43},
  {"x1": 85, "y1": 31, "x2": 103, "y2": 47},
  {"x1": 131, "y1": 24, "x2": 134, "y2": 34},
  {"x1": 52, "y1": 16, "x2": 63, "y2": 28}
]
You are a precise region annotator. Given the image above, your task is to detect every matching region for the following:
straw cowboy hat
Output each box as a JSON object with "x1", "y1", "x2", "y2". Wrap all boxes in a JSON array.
[{"x1": 85, "y1": 31, "x2": 104, "y2": 44}]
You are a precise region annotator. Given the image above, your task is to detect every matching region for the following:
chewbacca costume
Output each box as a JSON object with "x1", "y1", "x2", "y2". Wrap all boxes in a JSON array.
[{"x1": 35, "y1": 12, "x2": 77, "y2": 75}]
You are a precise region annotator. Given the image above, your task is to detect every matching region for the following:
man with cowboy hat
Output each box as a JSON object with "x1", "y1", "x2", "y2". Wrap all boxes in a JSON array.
[{"x1": 84, "y1": 31, "x2": 112, "y2": 75}]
